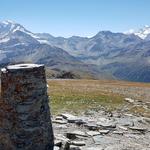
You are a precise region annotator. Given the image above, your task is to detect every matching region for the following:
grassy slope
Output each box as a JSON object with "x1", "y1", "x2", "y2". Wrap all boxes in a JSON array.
[
  {"x1": 47, "y1": 79, "x2": 150, "y2": 117},
  {"x1": 48, "y1": 79, "x2": 123, "y2": 115}
]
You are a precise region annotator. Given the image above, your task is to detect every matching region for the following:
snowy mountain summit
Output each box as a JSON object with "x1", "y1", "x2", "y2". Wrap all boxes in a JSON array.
[
  {"x1": 126, "y1": 25, "x2": 150, "y2": 39},
  {"x1": 0, "y1": 20, "x2": 38, "y2": 38},
  {"x1": 134, "y1": 25, "x2": 150, "y2": 39},
  {"x1": 0, "y1": 20, "x2": 39, "y2": 45},
  {"x1": 0, "y1": 20, "x2": 25, "y2": 36}
]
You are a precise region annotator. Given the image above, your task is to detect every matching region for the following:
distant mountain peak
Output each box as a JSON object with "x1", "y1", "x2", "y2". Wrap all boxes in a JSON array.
[
  {"x1": 0, "y1": 20, "x2": 25, "y2": 33},
  {"x1": 2, "y1": 20, "x2": 16, "y2": 25},
  {"x1": 96, "y1": 30, "x2": 113, "y2": 35},
  {"x1": 125, "y1": 25, "x2": 150, "y2": 39},
  {"x1": 135, "y1": 25, "x2": 150, "y2": 39},
  {"x1": 0, "y1": 20, "x2": 40, "y2": 43}
]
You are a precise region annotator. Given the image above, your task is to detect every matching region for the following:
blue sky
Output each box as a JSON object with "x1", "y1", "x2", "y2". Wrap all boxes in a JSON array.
[{"x1": 1, "y1": 0, "x2": 150, "y2": 37}]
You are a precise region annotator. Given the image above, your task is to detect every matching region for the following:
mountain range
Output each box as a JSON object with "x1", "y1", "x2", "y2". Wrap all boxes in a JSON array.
[{"x1": 0, "y1": 20, "x2": 150, "y2": 82}]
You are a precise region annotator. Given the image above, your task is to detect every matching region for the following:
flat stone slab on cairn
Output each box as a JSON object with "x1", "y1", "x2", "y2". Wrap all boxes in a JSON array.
[{"x1": 0, "y1": 64, "x2": 54, "y2": 150}]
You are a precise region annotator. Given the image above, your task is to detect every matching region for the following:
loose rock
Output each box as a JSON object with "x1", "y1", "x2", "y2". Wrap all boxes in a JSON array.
[
  {"x1": 86, "y1": 131, "x2": 101, "y2": 136},
  {"x1": 84, "y1": 123, "x2": 99, "y2": 130},
  {"x1": 124, "y1": 98, "x2": 134, "y2": 103},
  {"x1": 129, "y1": 126, "x2": 147, "y2": 132},
  {"x1": 61, "y1": 113, "x2": 77, "y2": 119},
  {"x1": 66, "y1": 131, "x2": 87, "y2": 140},
  {"x1": 99, "y1": 130, "x2": 110, "y2": 134},
  {"x1": 53, "y1": 120, "x2": 68, "y2": 124},
  {"x1": 71, "y1": 141, "x2": 85, "y2": 146}
]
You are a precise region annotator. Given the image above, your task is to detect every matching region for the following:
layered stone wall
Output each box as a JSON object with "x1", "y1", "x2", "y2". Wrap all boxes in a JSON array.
[{"x1": 0, "y1": 64, "x2": 54, "y2": 150}]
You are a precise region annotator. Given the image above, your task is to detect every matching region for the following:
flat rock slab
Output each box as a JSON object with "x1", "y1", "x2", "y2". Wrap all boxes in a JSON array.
[
  {"x1": 84, "y1": 123, "x2": 99, "y2": 130},
  {"x1": 61, "y1": 113, "x2": 77, "y2": 119},
  {"x1": 68, "y1": 130, "x2": 87, "y2": 137},
  {"x1": 98, "y1": 117, "x2": 109, "y2": 122},
  {"x1": 112, "y1": 131, "x2": 124, "y2": 135},
  {"x1": 53, "y1": 120, "x2": 67, "y2": 124},
  {"x1": 124, "y1": 134, "x2": 141, "y2": 139},
  {"x1": 99, "y1": 130, "x2": 110, "y2": 134},
  {"x1": 61, "y1": 113, "x2": 85, "y2": 124},
  {"x1": 86, "y1": 131, "x2": 101, "y2": 136},
  {"x1": 84, "y1": 147, "x2": 104, "y2": 150},
  {"x1": 124, "y1": 98, "x2": 134, "y2": 103},
  {"x1": 117, "y1": 125, "x2": 128, "y2": 131},
  {"x1": 97, "y1": 121, "x2": 116, "y2": 128},
  {"x1": 93, "y1": 135, "x2": 120, "y2": 145},
  {"x1": 55, "y1": 116, "x2": 64, "y2": 120},
  {"x1": 115, "y1": 117, "x2": 134, "y2": 126},
  {"x1": 66, "y1": 130, "x2": 87, "y2": 140},
  {"x1": 71, "y1": 141, "x2": 86, "y2": 146},
  {"x1": 129, "y1": 126, "x2": 147, "y2": 132}
]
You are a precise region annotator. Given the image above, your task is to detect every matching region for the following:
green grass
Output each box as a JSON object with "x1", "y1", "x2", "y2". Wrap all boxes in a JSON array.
[{"x1": 47, "y1": 80, "x2": 125, "y2": 115}]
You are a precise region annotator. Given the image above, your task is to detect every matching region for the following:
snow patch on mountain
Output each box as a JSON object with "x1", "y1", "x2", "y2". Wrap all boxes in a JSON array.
[
  {"x1": 2, "y1": 20, "x2": 16, "y2": 25},
  {"x1": 12, "y1": 26, "x2": 23, "y2": 33},
  {"x1": 126, "y1": 25, "x2": 150, "y2": 39},
  {"x1": 0, "y1": 37, "x2": 10, "y2": 43},
  {"x1": 37, "y1": 39, "x2": 50, "y2": 44}
]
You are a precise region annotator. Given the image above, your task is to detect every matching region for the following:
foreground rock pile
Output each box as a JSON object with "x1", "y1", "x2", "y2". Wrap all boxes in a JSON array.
[{"x1": 53, "y1": 111, "x2": 150, "y2": 150}]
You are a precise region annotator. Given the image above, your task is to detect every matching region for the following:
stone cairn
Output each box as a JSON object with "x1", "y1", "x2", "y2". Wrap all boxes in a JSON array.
[{"x1": 0, "y1": 64, "x2": 54, "y2": 150}]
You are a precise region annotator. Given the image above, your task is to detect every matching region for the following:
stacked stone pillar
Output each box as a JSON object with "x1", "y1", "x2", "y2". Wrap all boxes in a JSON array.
[{"x1": 0, "y1": 64, "x2": 54, "y2": 150}]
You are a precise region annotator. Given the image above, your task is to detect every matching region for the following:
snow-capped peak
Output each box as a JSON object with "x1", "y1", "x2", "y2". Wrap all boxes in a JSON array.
[
  {"x1": 2, "y1": 20, "x2": 16, "y2": 25},
  {"x1": 125, "y1": 25, "x2": 150, "y2": 39},
  {"x1": 0, "y1": 20, "x2": 26, "y2": 38},
  {"x1": 134, "y1": 25, "x2": 150, "y2": 39},
  {"x1": 1, "y1": 20, "x2": 23, "y2": 31},
  {"x1": 0, "y1": 20, "x2": 39, "y2": 39}
]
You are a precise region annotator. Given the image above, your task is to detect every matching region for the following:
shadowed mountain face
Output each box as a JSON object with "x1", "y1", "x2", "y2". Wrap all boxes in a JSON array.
[{"x1": 0, "y1": 20, "x2": 150, "y2": 82}]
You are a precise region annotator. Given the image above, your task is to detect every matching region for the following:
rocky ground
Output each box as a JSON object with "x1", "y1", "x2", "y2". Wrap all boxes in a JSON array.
[
  {"x1": 47, "y1": 79, "x2": 150, "y2": 149},
  {"x1": 52, "y1": 110, "x2": 150, "y2": 150}
]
